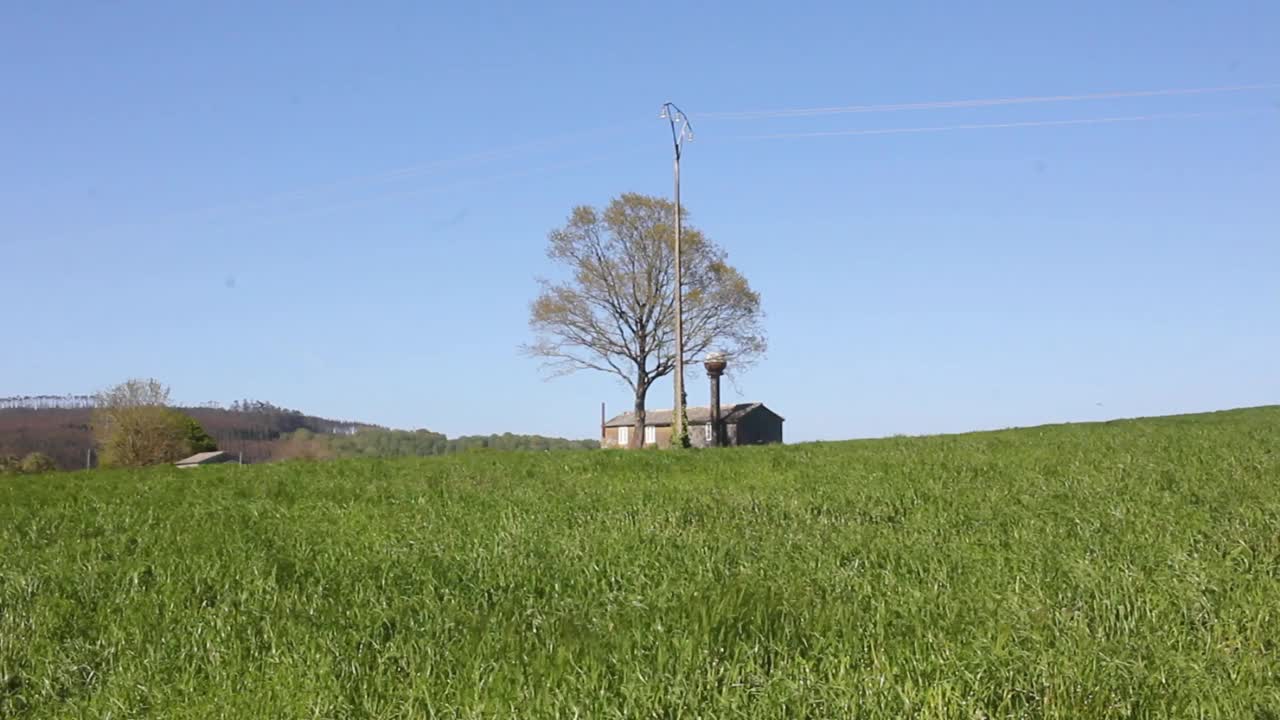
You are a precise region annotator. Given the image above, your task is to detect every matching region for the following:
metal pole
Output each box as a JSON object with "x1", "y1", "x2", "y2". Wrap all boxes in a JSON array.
[
  {"x1": 662, "y1": 102, "x2": 694, "y2": 448},
  {"x1": 673, "y1": 144, "x2": 685, "y2": 446}
]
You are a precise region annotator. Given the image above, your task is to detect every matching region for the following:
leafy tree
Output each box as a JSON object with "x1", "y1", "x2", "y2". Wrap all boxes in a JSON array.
[
  {"x1": 19, "y1": 452, "x2": 56, "y2": 474},
  {"x1": 170, "y1": 412, "x2": 217, "y2": 454},
  {"x1": 273, "y1": 430, "x2": 335, "y2": 461},
  {"x1": 0, "y1": 455, "x2": 20, "y2": 475},
  {"x1": 526, "y1": 193, "x2": 766, "y2": 447},
  {"x1": 92, "y1": 379, "x2": 189, "y2": 467}
]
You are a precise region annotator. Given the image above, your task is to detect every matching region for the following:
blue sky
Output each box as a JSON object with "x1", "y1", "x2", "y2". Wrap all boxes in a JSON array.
[{"x1": 3, "y1": 1, "x2": 1277, "y2": 441}]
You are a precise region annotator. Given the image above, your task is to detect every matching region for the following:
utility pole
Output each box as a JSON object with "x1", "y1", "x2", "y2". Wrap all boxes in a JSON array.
[{"x1": 661, "y1": 102, "x2": 694, "y2": 448}]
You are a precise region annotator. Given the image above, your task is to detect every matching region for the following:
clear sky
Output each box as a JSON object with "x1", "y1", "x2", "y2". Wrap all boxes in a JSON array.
[{"x1": 3, "y1": 2, "x2": 1278, "y2": 441}]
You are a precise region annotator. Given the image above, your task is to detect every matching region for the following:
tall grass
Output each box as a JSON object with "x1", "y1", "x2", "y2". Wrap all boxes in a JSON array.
[{"x1": 2, "y1": 407, "x2": 1278, "y2": 718}]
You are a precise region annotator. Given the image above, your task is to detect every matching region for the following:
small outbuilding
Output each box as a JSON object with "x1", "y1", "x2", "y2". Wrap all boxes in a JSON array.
[
  {"x1": 175, "y1": 451, "x2": 236, "y2": 469},
  {"x1": 603, "y1": 402, "x2": 784, "y2": 449}
]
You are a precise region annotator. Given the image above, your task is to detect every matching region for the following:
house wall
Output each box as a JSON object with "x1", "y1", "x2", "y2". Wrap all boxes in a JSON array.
[
  {"x1": 687, "y1": 422, "x2": 727, "y2": 448},
  {"x1": 689, "y1": 422, "x2": 709, "y2": 449},
  {"x1": 603, "y1": 425, "x2": 673, "y2": 449},
  {"x1": 688, "y1": 422, "x2": 741, "y2": 448},
  {"x1": 736, "y1": 411, "x2": 783, "y2": 445},
  {"x1": 605, "y1": 414, "x2": 779, "y2": 449},
  {"x1": 654, "y1": 425, "x2": 673, "y2": 449}
]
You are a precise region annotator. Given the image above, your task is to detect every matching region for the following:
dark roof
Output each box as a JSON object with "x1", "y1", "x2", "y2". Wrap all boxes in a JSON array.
[{"x1": 604, "y1": 402, "x2": 783, "y2": 428}]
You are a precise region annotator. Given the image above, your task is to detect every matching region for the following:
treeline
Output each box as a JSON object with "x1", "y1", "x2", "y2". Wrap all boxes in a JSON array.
[
  {"x1": 276, "y1": 427, "x2": 598, "y2": 460},
  {"x1": 187, "y1": 403, "x2": 372, "y2": 463},
  {"x1": 0, "y1": 408, "x2": 94, "y2": 470},
  {"x1": 0, "y1": 395, "x2": 96, "y2": 410},
  {"x1": 1, "y1": 452, "x2": 57, "y2": 475},
  {"x1": 0, "y1": 398, "x2": 375, "y2": 470},
  {"x1": 2, "y1": 397, "x2": 597, "y2": 470}
]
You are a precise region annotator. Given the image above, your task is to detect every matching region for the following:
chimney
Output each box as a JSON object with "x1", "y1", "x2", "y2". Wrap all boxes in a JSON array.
[{"x1": 703, "y1": 352, "x2": 727, "y2": 447}]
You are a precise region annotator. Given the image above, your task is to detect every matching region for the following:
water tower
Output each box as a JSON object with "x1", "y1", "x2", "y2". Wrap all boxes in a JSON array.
[{"x1": 703, "y1": 352, "x2": 728, "y2": 447}]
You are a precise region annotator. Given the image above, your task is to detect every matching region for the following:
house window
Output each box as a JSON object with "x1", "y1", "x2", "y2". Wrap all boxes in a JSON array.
[
  {"x1": 704, "y1": 423, "x2": 713, "y2": 444},
  {"x1": 644, "y1": 426, "x2": 656, "y2": 445},
  {"x1": 617, "y1": 426, "x2": 630, "y2": 446}
]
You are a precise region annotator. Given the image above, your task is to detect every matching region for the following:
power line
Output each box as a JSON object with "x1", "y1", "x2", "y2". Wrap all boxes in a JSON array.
[
  {"x1": 39, "y1": 122, "x2": 637, "y2": 242},
  {"x1": 220, "y1": 146, "x2": 648, "y2": 226},
  {"x1": 724, "y1": 110, "x2": 1258, "y2": 141},
  {"x1": 698, "y1": 83, "x2": 1280, "y2": 120},
  {"x1": 188, "y1": 123, "x2": 635, "y2": 223}
]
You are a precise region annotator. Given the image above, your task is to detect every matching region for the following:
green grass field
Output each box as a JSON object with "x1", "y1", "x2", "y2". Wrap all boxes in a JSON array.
[{"x1": 2, "y1": 407, "x2": 1278, "y2": 718}]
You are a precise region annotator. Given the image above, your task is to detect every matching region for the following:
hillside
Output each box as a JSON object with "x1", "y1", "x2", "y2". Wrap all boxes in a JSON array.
[
  {"x1": 0, "y1": 401, "x2": 595, "y2": 469},
  {"x1": 2, "y1": 407, "x2": 1278, "y2": 717},
  {"x1": 0, "y1": 402, "x2": 373, "y2": 468}
]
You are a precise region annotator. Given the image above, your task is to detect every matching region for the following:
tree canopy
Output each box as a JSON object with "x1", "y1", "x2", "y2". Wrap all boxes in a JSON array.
[
  {"x1": 19, "y1": 452, "x2": 56, "y2": 474},
  {"x1": 527, "y1": 193, "x2": 765, "y2": 446},
  {"x1": 92, "y1": 379, "x2": 218, "y2": 467},
  {"x1": 0, "y1": 452, "x2": 57, "y2": 476}
]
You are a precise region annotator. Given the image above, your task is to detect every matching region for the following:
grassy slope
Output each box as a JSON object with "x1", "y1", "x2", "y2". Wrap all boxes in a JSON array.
[{"x1": 1, "y1": 407, "x2": 1278, "y2": 718}]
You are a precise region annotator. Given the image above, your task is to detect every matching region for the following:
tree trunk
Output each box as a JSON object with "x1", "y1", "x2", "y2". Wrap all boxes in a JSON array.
[{"x1": 632, "y1": 386, "x2": 647, "y2": 449}]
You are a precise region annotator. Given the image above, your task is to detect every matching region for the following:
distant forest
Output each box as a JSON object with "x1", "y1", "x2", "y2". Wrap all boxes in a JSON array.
[
  {"x1": 277, "y1": 427, "x2": 599, "y2": 460},
  {"x1": 0, "y1": 396, "x2": 597, "y2": 470}
]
